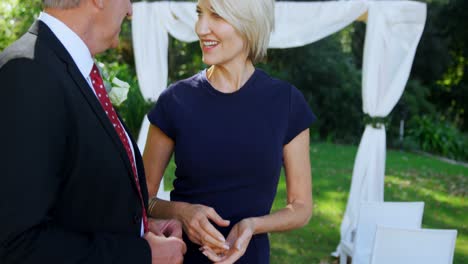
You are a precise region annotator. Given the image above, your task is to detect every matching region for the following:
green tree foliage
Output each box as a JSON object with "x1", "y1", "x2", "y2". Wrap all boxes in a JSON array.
[
  {"x1": 412, "y1": 0, "x2": 468, "y2": 131},
  {"x1": 167, "y1": 38, "x2": 204, "y2": 84},
  {"x1": 0, "y1": 0, "x2": 41, "y2": 51}
]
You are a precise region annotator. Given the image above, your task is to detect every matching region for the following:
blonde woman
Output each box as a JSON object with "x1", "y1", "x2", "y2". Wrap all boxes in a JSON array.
[{"x1": 143, "y1": 0, "x2": 316, "y2": 263}]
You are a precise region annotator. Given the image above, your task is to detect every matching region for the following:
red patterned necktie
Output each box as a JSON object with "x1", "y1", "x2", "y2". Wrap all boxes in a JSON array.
[{"x1": 89, "y1": 64, "x2": 148, "y2": 233}]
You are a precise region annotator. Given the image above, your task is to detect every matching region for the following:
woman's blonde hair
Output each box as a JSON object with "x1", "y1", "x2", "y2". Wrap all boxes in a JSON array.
[{"x1": 210, "y1": 0, "x2": 275, "y2": 64}]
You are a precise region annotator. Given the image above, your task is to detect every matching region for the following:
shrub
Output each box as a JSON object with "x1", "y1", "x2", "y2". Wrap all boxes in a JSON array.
[
  {"x1": 408, "y1": 115, "x2": 468, "y2": 161},
  {"x1": 387, "y1": 79, "x2": 436, "y2": 147}
]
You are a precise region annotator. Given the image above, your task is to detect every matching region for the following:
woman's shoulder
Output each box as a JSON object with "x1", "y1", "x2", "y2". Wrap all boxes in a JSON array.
[
  {"x1": 160, "y1": 71, "x2": 205, "y2": 98},
  {"x1": 254, "y1": 68, "x2": 297, "y2": 94},
  {"x1": 169, "y1": 71, "x2": 204, "y2": 90}
]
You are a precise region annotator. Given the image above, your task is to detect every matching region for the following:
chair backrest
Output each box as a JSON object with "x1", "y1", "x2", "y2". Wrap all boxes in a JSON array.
[
  {"x1": 370, "y1": 226, "x2": 458, "y2": 264},
  {"x1": 353, "y1": 201, "x2": 425, "y2": 264}
]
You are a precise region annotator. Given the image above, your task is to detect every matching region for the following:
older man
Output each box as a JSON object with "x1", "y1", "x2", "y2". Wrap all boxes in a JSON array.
[{"x1": 0, "y1": 0, "x2": 186, "y2": 263}]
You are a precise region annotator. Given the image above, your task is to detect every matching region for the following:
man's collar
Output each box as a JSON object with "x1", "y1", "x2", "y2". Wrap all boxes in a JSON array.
[{"x1": 38, "y1": 12, "x2": 94, "y2": 78}]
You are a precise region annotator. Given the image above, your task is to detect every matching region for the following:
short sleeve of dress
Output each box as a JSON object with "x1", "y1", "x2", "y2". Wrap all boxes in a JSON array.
[
  {"x1": 147, "y1": 88, "x2": 176, "y2": 140},
  {"x1": 283, "y1": 85, "x2": 317, "y2": 145}
]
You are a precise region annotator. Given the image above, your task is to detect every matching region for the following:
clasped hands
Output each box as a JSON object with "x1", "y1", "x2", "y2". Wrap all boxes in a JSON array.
[
  {"x1": 178, "y1": 203, "x2": 256, "y2": 264},
  {"x1": 144, "y1": 218, "x2": 187, "y2": 264}
]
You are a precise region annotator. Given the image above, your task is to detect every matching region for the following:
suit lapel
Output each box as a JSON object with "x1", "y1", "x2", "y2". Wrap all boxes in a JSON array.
[
  {"x1": 31, "y1": 21, "x2": 140, "y2": 192},
  {"x1": 121, "y1": 117, "x2": 149, "y2": 204},
  {"x1": 67, "y1": 63, "x2": 137, "y2": 180}
]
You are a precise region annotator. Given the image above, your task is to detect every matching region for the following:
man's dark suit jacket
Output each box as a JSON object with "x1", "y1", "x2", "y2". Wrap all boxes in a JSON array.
[{"x1": 0, "y1": 21, "x2": 151, "y2": 263}]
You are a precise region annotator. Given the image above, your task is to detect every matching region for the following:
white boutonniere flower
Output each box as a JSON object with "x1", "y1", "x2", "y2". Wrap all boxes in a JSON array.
[
  {"x1": 97, "y1": 61, "x2": 130, "y2": 107},
  {"x1": 108, "y1": 77, "x2": 130, "y2": 107}
]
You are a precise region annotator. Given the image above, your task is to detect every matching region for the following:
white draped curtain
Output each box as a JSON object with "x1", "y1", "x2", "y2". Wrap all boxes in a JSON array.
[{"x1": 131, "y1": 0, "x2": 426, "y2": 256}]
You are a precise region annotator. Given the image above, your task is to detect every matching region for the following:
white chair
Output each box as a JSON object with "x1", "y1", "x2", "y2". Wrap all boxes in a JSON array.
[
  {"x1": 340, "y1": 201, "x2": 425, "y2": 264},
  {"x1": 370, "y1": 226, "x2": 458, "y2": 264}
]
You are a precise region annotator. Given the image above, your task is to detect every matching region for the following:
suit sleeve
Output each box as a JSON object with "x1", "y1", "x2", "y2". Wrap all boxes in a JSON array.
[{"x1": 0, "y1": 59, "x2": 151, "y2": 264}]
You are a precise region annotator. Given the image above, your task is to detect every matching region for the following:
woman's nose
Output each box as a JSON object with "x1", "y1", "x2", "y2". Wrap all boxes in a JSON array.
[{"x1": 195, "y1": 17, "x2": 210, "y2": 36}]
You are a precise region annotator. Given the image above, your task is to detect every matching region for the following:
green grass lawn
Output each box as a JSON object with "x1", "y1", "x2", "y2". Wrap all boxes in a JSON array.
[{"x1": 163, "y1": 142, "x2": 468, "y2": 263}]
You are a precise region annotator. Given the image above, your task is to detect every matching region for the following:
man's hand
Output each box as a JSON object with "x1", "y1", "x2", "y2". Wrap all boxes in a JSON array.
[
  {"x1": 143, "y1": 231, "x2": 186, "y2": 264},
  {"x1": 148, "y1": 218, "x2": 183, "y2": 238}
]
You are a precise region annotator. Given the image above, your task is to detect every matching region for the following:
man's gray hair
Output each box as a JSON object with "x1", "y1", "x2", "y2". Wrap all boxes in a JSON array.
[{"x1": 42, "y1": 0, "x2": 82, "y2": 9}]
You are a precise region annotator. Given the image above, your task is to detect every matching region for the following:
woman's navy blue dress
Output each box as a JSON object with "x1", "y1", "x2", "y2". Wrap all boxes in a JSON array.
[{"x1": 148, "y1": 69, "x2": 316, "y2": 263}]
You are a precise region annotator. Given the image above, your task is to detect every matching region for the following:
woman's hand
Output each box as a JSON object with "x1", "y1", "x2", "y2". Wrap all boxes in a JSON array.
[
  {"x1": 201, "y1": 218, "x2": 256, "y2": 264},
  {"x1": 177, "y1": 203, "x2": 231, "y2": 250}
]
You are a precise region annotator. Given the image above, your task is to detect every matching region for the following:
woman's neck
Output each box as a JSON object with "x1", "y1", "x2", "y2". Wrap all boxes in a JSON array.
[{"x1": 207, "y1": 61, "x2": 255, "y2": 93}]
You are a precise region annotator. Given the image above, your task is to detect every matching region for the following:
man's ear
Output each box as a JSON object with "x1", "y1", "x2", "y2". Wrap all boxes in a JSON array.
[{"x1": 92, "y1": 0, "x2": 104, "y2": 9}]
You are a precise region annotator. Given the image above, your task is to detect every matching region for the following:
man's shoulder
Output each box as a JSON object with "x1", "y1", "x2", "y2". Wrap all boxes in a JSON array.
[
  {"x1": 0, "y1": 31, "x2": 38, "y2": 68},
  {"x1": 0, "y1": 28, "x2": 64, "y2": 87},
  {"x1": 0, "y1": 21, "x2": 62, "y2": 70}
]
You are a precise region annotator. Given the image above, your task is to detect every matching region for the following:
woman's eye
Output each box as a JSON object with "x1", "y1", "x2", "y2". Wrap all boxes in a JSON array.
[{"x1": 212, "y1": 12, "x2": 223, "y2": 19}]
